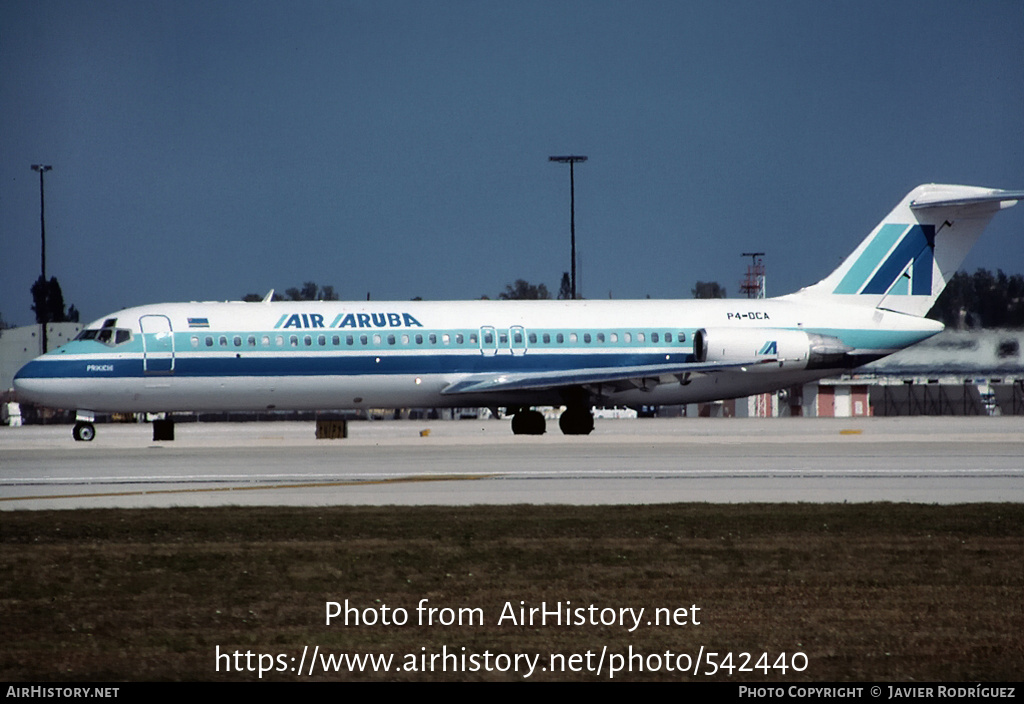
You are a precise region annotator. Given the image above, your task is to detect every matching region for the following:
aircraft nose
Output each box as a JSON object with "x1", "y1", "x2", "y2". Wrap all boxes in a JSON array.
[{"x1": 12, "y1": 358, "x2": 49, "y2": 403}]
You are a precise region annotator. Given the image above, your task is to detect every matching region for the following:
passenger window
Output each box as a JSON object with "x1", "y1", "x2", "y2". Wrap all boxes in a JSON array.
[
  {"x1": 469, "y1": 334, "x2": 477, "y2": 344},
  {"x1": 276, "y1": 335, "x2": 284, "y2": 346},
  {"x1": 206, "y1": 336, "x2": 214, "y2": 347},
  {"x1": 402, "y1": 334, "x2": 410, "y2": 344},
  {"x1": 262, "y1": 335, "x2": 271, "y2": 346},
  {"x1": 290, "y1": 336, "x2": 298, "y2": 347},
  {"x1": 416, "y1": 334, "x2": 424, "y2": 344},
  {"x1": 483, "y1": 331, "x2": 493, "y2": 344},
  {"x1": 665, "y1": 332, "x2": 672, "y2": 343},
  {"x1": 373, "y1": 334, "x2": 381, "y2": 345},
  {"x1": 678, "y1": 332, "x2": 686, "y2": 342},
  {"x1": 583, "y1": 333, "x2": 591, "y2": 343},
  {"x1": 220, "y1": 336, "x2": 228, "y2": 347},
  {"x1": 624, "y1": 332, "x2": 632, "y2": 343},
  {"x1": 543, "y1": 333, "x2": 551, "y2": 344},
  {"x1": 638, "y1": 332, "x2": 646, "y2": 342},
  {"x1": 429, "y1": 333, "x2": 437, "y2": 344},
  {"x1": 191, "y1": 336, "x2": 200, "y2": 348},
  {"x1": 360, "y1": 335, "x2": 368, "y2": 345},
  {"x1": 556, "y1": 333, "x2": 564, "y2": 344},
  {"x1": 304, "y1": 335, "x2": 312, "y2": 346},
  {"x1": 596, "y1": 333, "x2": 605, "y2": 343},
  {"x1": 318, "y1": 335, "x2": 326, "y2": 346},
  {"x1": 569, "y1": 333, "x2": 578, "y2": 343},
  {"x1": 234, "y1": 336, "x2": 242, "y2": 347},
  {"x1": 499, "y1": 332, "x2": 508, "y2": 345},
  {"x1": 332, "y1": 335, "x2": 340, "y2": 346},
  {"x1": 651, "y1": 333, "x2": 659, "y2": 343},
  {"x1": 528, "y1": 333, "x2": 537, "y2": 344},
  {"x1": 610, "y1": 333, "x2": 618, "y2": 342},
  {"x1": 346, "y1": 335, "x2": 354, "y2": 346},
  {"x1": 446, "y1": 334, "x2": 453, "y2": 345}
]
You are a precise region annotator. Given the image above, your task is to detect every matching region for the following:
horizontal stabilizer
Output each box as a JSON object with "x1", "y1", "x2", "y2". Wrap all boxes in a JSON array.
[{"x1": 910, "y1": 189, "x2": 1024, "y2": 210}]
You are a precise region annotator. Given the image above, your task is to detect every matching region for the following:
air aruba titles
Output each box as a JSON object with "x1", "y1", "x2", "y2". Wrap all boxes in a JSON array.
[{"x1": 274, "y1": 312, "x2": 424, "y2": 329}]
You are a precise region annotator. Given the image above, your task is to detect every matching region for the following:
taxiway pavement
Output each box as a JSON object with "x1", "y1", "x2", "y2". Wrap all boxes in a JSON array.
[{"x1": 2, "y1": 416, "x2": 1022, "y2": 509}]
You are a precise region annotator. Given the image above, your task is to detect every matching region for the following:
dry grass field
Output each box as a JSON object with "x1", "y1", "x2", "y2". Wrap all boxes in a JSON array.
[{"x1": 2, "y1": 503, "x2": 1021, "y2": 681}]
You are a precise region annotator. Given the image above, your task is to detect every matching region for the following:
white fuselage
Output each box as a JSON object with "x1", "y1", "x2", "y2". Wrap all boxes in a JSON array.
[{"x1": 13, "y1": 296, "x2": 941, "y2": 414}]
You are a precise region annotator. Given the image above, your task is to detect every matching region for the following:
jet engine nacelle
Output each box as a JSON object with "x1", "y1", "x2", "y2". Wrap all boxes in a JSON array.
[{"x1": 692, "y1": 328, "x2": 852, "y2": 371}]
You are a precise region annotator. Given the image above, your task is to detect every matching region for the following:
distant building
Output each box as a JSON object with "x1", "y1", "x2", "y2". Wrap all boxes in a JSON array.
[
  {"x1": 719, "y1": 330, "x2": 1024, "y2": 418},
  {"x1": 0, "y1": 323, "x2": 83, "y2": 397}
]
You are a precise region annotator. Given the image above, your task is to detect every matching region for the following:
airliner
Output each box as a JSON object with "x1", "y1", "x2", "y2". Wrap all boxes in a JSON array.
[{"x1": 13, "y1": 183, "x2": 1023, "y2": 440}]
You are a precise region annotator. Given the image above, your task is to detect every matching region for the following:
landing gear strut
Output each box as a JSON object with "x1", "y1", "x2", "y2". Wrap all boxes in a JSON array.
[{"x1": 509, "y1": 407, "x2": 546, "y2": 435}]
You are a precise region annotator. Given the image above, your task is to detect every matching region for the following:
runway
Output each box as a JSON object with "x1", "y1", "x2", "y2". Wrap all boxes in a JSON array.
[{"x1": 2, "y1": 416, "x2": 1022, "y2": 509}]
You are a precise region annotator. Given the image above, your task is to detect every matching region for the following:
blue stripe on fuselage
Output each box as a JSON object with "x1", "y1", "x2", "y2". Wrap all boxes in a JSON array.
[{"x1": 14, "y1": 351, "x2": 693, "y2": 380}]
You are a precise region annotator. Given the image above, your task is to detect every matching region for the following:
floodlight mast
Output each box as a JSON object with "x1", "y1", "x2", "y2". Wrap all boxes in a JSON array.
[{"x1": 549, "y1": 155, "x2": 587, "y2": 299}]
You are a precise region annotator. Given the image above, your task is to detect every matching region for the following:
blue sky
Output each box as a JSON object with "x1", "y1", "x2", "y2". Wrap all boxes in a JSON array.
[{"x1": 2, "y1": 0, "x2": 1022, "y2": 325}]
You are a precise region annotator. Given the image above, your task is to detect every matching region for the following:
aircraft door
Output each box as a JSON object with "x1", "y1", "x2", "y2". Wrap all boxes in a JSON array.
[
  {"x1": 509, "y1": 326, "x2": 527, "y2": 356},
  {"x1": 140, "y1": 314, "x2": 175, "y2": 373},
  {"x1": 479, "y1": 326, "x2": 498, "y2": 355}
]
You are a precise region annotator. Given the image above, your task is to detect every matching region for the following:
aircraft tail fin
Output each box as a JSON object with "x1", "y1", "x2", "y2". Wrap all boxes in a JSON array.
[{"x1": 790, "y1": 184, "x2": 1023, "y2": 317}]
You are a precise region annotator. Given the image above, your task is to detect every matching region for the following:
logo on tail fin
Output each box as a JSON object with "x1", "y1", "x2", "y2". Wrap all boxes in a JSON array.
[{"x1": 833, "y1": 224, "x2": 935, "y2": 296}]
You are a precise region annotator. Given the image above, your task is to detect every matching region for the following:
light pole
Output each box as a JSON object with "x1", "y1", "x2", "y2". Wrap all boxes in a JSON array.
[
  {"x1": 549, "y1": 155, "x2": 587, "y2": 299},
  {"x1": 31, "y1": 164, "x2": 53, "y2": 352},
  {"x1": 31, "y1": 164, "x2": 52, "y2": 281}
]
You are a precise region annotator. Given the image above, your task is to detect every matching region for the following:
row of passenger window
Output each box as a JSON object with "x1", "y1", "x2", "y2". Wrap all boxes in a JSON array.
[{"x1": 190, "y1": 329, "x2": 688, "y2": 350}]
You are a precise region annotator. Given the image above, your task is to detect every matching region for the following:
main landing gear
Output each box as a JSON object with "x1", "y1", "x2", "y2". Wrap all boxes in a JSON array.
[
  {"x1": 508, "y1": 404, "x2": 595, "y2": 436},
  {"x1": 558, "y1": 405, "x2": 594, "y2": 435},
  {"x1": 509, "y1": 407, "x2": 546, "y2": 435}
]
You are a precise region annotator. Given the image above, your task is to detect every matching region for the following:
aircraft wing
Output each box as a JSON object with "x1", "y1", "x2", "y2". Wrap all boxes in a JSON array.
[{"x1": 440, "y1": 359, "x2": 772, "y2": 396}]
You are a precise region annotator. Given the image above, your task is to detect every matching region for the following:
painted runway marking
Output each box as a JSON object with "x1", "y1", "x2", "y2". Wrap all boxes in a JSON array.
[{"x1": 0, "y1": 474, "x2": 497, "y2": 503}]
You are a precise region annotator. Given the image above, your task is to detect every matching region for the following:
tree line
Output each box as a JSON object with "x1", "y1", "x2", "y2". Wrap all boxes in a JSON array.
[{"x1": 927, "y1": 268, "x2": 1024, "y2": 329}]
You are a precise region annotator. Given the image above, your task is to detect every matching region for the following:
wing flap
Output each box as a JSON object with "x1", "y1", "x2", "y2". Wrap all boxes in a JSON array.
[{"x1": 440, "y1": 359, "x2": 771, "y2": 395}]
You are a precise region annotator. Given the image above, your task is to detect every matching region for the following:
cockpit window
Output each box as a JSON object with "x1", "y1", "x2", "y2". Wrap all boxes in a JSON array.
[{"x1": 76, "y1": 326, "x2": 132, "y2": 347}]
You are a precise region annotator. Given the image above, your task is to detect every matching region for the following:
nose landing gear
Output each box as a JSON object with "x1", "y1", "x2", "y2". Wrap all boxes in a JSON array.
[{"x1": 73, "y1": 421, "x2": 95, "y2": 442}]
